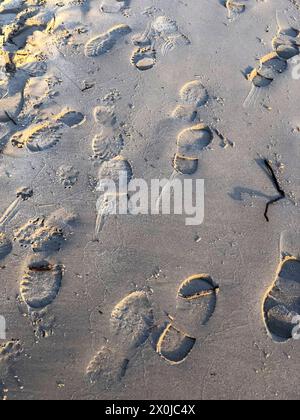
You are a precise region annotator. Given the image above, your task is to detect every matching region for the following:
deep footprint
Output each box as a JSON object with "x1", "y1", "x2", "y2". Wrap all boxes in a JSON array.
[
  {"x1": 263, "y1": 257, "x2": 300, "y2": 342},
  {"x1": 156, "y1": 323, "x2": 196, "y2": 365},
  {"x1": 20, "y1": 256, "x2": 63, "y2": 310},
  {"x1": 175, "y1": 274, "x2": 219, "y2": 338}
]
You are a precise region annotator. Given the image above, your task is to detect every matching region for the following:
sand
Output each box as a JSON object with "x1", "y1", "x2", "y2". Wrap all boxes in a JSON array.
[{"x1": 0, "y1": 0, "x2": 300, "y2": 401}]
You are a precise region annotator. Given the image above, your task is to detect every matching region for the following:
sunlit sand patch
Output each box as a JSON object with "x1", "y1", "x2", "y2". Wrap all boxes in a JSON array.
[{"x1": 225, "y1": 0, "x2": 246, "y2": 22}]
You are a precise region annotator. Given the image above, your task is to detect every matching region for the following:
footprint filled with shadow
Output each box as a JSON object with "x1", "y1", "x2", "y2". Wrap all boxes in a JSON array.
[
  {"x1": 155, "y1": 274, "x2": 219, "y2": 365},
  {"x1": 263, "y1": 257, "x2": 300, "y2": 342},
  {"x1": 262, "y1": 232, "x2": 300, "y2": 342},
  {"x1": 245, "y1": 12, "x2": 300, "y2": 107}
]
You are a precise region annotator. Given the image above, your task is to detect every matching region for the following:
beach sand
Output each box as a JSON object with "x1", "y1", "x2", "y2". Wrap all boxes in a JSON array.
[{"x1": 0, "y1": 0, "x2": 300, "y2": 400}]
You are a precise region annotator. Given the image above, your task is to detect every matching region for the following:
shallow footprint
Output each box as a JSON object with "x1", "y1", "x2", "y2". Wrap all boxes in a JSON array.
[
  {"x1": 110, "y1": 291, "x2": 154, "y2": 351},
  {"x1": 86, "y1": 345, "x2": 128, "y2": 387},
  {"x1": 92, "y1": 128, "x2": 124, "y2": 161},
  {"x1": 85, "y1": 24, "x2": 131, "y2": 57},
  {"x1": 0, "y1": 232, "x2": 12, "y2": 260},
  {"x1": 179, "y1": 80, "x2": 209, "y2": 108},
  {"x1": 156, "y1": 323, "x2": 196, "y2": 365},
  {"x1": 100, "y1": 0, "x2": 128, "y2": 14},
  {"x1": 176, "y1": 124, "x2": 213, "y2": 160},
  {"x1": 263, "y1": 257, "x2": 300, "y2": 342},
  {"x1": 0, "y1": 340, "x2": 22, "y2": 399},
  {"x1": 225, "y1": 0, "x2": 246, "y2": 22}
]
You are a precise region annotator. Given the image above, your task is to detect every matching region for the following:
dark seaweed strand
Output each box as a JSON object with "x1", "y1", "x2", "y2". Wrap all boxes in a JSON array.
[
  {"x1": 4, "y1": 111, "x2": 18, "y2": 126},
  {"x1": 264, "y1": 159, "x2": 286, "y2": 222}
]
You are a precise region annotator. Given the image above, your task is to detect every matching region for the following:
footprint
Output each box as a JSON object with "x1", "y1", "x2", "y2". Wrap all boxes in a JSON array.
[
  {"x1": 10, "y1": 121, "x2": 63, "y2": 152},
  {"x1": 14, "y1": 209, "x2": 76, "y2": 253},
  {"x1": 55, "y1": 109, "x2": 86, "y2": 128},
  {"x1": 225, "y1": 0, "x2": 246, "y2": 22},
  {"x1": 57, "y1": 165, "x2": 79, "y2": 189},
  {"x1": 86, "y1": 345, "x2": 128, "y2": 387},
  {"x1": 172, "y1": 80, "x2": 209, "y2": 125},
  {"x1": 93, "y1": 106, "x2": 117, "y2": 127},
  {"x1": 95, "y1": 157, "x2": 133, "y2": 236},
  {"x1": 111, "y1": 291, "x2": 154, "y2": 350},
  {"x1": 173, "y1": 154, "x2": 199, "y2": 175},
  {"x1": 245, "y1": 13, "x2": 300, "y2": 106},
  {"x1": 87, "y1": 291, "x2": 153, "y2": 386},
  {"x1": 100, "y1": 0, "x2": 129, "y2": 14},
  {"x1": 156, "y1": 324, "x2": 196, "y2": 365},
  {"x1": 171, "y1": 124, "x2": 213, "y2": 176},
  {"x1": 176, "y1": 124, "x2": 213, "y2": 160},
  {"x1": 179, "y1": 80, "x2": 209, "y2": 108},
  {"x1": 0, "y1": 340, "x2": 22, "y2": 399},
  {"x1": 131, "y1": 15, "x2": 189, "y2": 70},
  {"x1": 263, "y1": 257, "x2": 300, "y2": 342},
  {"x1": 156, "y1": 274, "x2": 219, "y2": 364},
  {"x1": 175, "y1": 274, "x2": 219, "y2": 337},
  {"x1": 20, "y1": 256, "x2": 63, "y2": 310},
  {"x1": 92, "y1": 128, "x2": 124, "y2": 161},
  {"x1": 85, "y1": 24, "x2": 131, "y2": 57},
  {"x1": 0, "y1": 232, "x2": 12, "y2": 260},
  {"x1": 10, "y1": 109, "x2": 85, "y2": 152},
  {"x1": 131, "y1": 47, "x2": 157, "y2": 71}
]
